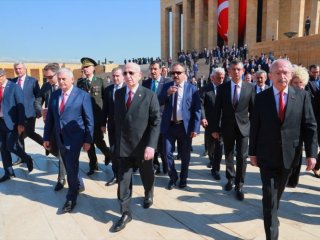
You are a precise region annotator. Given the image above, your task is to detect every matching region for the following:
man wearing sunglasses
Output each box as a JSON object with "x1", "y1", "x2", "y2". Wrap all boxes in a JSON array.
[
  {"x1": 112, "y1": 63, "x2": 161, "y2": 232},
  {"x1": 38, "y1": 63, "x2": 67, "y2": 191},
  {"x1": 159, "y1": 63, "x2": 201, "y2": 190}
]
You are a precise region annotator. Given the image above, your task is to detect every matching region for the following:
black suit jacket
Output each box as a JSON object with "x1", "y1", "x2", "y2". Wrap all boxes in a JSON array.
[
  {"x1": 38, "y1": 82, "x2": 56, "y2": 108},
  {"x1": 249, "y1": 87, "x2": 318, "y2": 169},
  {"x1": 200, "y1": 82, "x2": 218, "y2": 133},
  {"x1": 114, "y1": 86, "x2": 161, "y2": 160},
  {"x1": 212, "y1": 80, "x2": 255, "y2": 137}
]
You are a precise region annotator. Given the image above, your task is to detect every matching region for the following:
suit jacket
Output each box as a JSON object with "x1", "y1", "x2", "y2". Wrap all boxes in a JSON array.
[
  {"x1": 11, "y1": 76, "x2": 41, "y2": 118},
  {"x1": 159, "y1": 81, "x2": 201, "y2": 135},
  {"x1": 43, "y1": 87, "x2": 94, "y2": 153},
  {"x1": 200, "y1": 82, "x2": 218, "y2": 131},
  {"x1": 254, "y1": 84, "x2": 270, "y2": 94},
  {"x1": 249, "y1": 86, "x2": 318, "y2": 169},
  {"x1": 1, "y1": 80, "x2": 25, "y2": 130},
  {"x1": 212, "y1": 80, "x2": 255, "y2": 137},
  {"x1": 114, "y1": 85, "x2": 161, "y2": 160},
  {"x1": 38, "y1": 82, "x2": 57, "y2": 108}
]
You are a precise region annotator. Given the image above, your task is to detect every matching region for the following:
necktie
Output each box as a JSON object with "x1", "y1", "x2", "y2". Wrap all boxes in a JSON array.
[
  {"x1": 18, "y1": 78, "x2": 22, "y2": 88},
  {"x1": 0, "y1": 86, "x2": 3, "y2": 112},
  {"x1": 279, "y1": 91, "x2": 285, "y2": 123},
  {"x1": 59, "y1": 92, "x2": 67, "y2": 113},
  {"x1": 233, "y1": 84, "x2": 239, "y2": 108},
  {"x1": 151, "y1": 80, "x2": 157, "y2": 92},
  {"x1": 260, "y1": 87, "x2": 263, "y2": 93},
  {"x1": 172, "y1": 85, "x2": 179, "y2": 122},
  {"x1": 126, "y1": 91, "x2": 133, "y2": 109}
]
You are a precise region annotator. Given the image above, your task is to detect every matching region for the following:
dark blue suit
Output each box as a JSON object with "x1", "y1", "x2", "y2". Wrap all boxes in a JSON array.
[
  {"x1": 44, "y1": 87, "x2": 94, "y2": 202},
  {"x1": 11, "y1": 76, "x2": 43, "y2": 152},
  {"x1": 0, "y1": 80, "x2": 32, "y2": 176},
  {"x1": 159, "y1": 81, "x2": 201, "y2": 184}
]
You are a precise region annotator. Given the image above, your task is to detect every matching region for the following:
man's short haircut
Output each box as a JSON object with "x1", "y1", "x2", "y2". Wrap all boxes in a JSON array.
[
  {"x1": 43, "y1": 63, "x2": 60, "y2": 73},
  {"x1": 211, "y1": 67, "x2": 225, "y2": 77}
]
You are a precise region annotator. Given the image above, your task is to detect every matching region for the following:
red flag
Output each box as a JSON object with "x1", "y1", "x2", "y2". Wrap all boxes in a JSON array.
[
  {"x1": 238, "y1": 0, "x2": 247, "y2": 45},
  {"x1": 217, "y1": 0, "x2": 229, "y2": 43}
]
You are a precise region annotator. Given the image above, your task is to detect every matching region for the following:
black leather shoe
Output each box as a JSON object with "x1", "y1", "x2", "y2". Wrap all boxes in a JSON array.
[
  {"x1": 224, "y1": 180, "x2": 234, "y2": 191},
  {"x1": 202, "y1": 151, "x2": 208, "y2": 156},
  {"x1": 167, "y1": 179, "x2": 177, "y2": 190},
  {"x1": 105, "y1": 177, "x2": 118, "y2": 186},
  {"x1": 12, "y1": 158, "x2": 24, "y2": 166},
  {"x1": 26, "y1": 157, "x2": 33, "y2": 172},
  {"x1": 235, "y1": 188, "x2": 244, "y2": 201},
  {"x1": 113, "y1": 212, "x2": 132, "y2": 232},
  {"x1": 87, "y1": 169, "x2": 95, "y2": 176},
  {"x1": 0, "y1": 173, "x2": 15, "y2": 183},
  {"x1": 206, "y1": 161, "x2": 212, "y2": 168},
  {"x1": 154, "y1": 165, "x2": 161, "y2": 175},
  {"x1": 211, "y1": 170, "x2": 221, "y2": 180},
  {"x1": 143, "y1": 197, "x2": 153, "y2": 209},
  {"x1": 175, "y1": 154, "x2": 181, "y2": 160},
  {"x1": 178, "y1": 180, "x2": 187, "y2": 189},
  {"x1": 54, "y1": 179, "x2": 66, "y2": 191},
  {"x1": 78, "y1": 185, "x2": 85, "y2": 193},
  {"x1": 62, "y1": 200, "x2": 76, "y2": 213}
]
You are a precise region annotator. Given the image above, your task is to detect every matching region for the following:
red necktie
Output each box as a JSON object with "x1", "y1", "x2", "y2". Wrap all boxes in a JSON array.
[
  {"x1": 279, "y1": 91, "x2": 285, "y2": 123},
  {"x1": 126, "y1": 91, "x2": 133, "y2": 109},
  {"x1": 0, "y1": 86, "x2": 3, "y2": 112},
  {"x1": 59, "y1": 92, "x2": 66, "y2": 113},
  {"x1": 18, "y1": 78, "x2": 22, "y2": 87}
]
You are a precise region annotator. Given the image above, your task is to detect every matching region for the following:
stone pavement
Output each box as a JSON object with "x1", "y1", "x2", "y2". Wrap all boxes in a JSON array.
[{"x1": 0, "y1": 119, "x2": 319, "y2": 240}]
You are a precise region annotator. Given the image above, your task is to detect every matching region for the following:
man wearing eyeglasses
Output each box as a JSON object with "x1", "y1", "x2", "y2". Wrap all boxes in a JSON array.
[
  {"x1": 38, "y1": 63, "x2": 67, "y2": 191},
  {"x1": 111, "y1": 62, "x2": 160, "y2": 232},
  {"x1": 159, "y1": 63, "x2": 201, "y2": 190},
  {"x1": 77, "y1": 57, "x2": 111, "y2": 176}
]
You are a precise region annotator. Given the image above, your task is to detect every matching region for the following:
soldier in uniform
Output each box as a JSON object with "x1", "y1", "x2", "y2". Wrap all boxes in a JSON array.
[{"x1": 77, "y1": 57, "x2": 111, "y2": 175}]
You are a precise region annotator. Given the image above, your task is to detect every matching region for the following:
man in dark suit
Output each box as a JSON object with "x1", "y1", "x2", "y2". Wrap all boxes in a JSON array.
[
  {"x1": 43, "y1": 68, "x2": 94, "y2": 213},
  {"x1": 159, "y1": 63, "x2": 201, "y2": 190},
  {"x1": 212, "y1": 59, "x2": 255, "y2": 201},
  {"x1": 77, "y1": 57, "x2": 111, "y2": 176},
  {"x1": 249, "y1": 59, "x2": 317, "y2": 240},
  {"x1": 254, "y1": 70, "x2": 269, "y2": 94},
  {"x1": 201, "y1": 67, "x2": 225, "y2": 180},
  {"x1": 112, "y1": 63, "x2": 160, "y2": 232},
  {"x1": 101, "y1": 67, "x2": 125, "y2": 186},
  {"x1": 0, "y1": 69, "x2": 33, "y2": 182},
  {"x1": 38, "y1": 63, "x2": 66, "y2": 191},
  {"x1": 142, "y1": 61, "x2": 172, "y2": 174},
  {"x1": 12, "y1": 62, "x2": 43, "y2": 165}
]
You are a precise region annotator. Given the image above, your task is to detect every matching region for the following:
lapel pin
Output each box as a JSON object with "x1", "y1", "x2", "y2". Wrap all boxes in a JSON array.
[{"x1": 139, "y1": 94, "x2": 141, "y2": 97}]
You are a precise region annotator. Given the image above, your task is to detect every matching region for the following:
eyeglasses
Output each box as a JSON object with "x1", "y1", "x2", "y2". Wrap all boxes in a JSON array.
[
  {"x1": 123, "y1": 71, "x2": 137, "y2": 76},
  {"x1": 45, "y1": 74, "x2": 56, "y2": 80},
  {"x1": 171, "y1": 71, "x2": 184, "y2": 76}
]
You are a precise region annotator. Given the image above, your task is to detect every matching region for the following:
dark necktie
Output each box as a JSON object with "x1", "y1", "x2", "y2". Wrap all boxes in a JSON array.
[
  {"x1": 0, "y1": 86, "x2": 3, "y2": 112},
  {"x1": 260, "y1": 87, "x2": 263, "y2": 93},
  {"x1": 279, "y1": 91, "x2": 285, "y2": 123},
  {"x1": 126, "y1": 91, "x2": 133, "y2": 109},
  {"x1": 172, "y1": 85, "x2": 179, "y2": 122},
  {"x1": 233, "y1": 84, "x2": 239, "y2": 108}
]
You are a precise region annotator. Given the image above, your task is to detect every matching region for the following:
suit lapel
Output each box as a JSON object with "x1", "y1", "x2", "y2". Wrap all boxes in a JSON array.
[
  {"x1": 268, "y1": 88, "x2": 281, "y2": 124},
  {"x1": 128, "y1": 86, "x2": 143, "y2": 112},
  {"x1": 61, "y1": 87, "x2": 77, "y2": 115},
  {"x1": 283, "y1": 87, "x2": 296, "y2": 123}
]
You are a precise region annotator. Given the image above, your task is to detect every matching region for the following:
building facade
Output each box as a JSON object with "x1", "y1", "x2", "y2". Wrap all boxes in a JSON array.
[{"x1": 161, "y1": 0, "x2": 320, "y2": 64}]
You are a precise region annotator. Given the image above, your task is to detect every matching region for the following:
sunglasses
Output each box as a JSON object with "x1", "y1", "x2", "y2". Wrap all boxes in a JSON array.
[
  {"x1": 123, "y1": 71, "x2": 137, "y2": 76},
  {"x1": 171, "y1": 71, "x2": 184, "y2": 76},
  {"x1": 45, "y1": 74, "x2": 56, "y2": 80}
]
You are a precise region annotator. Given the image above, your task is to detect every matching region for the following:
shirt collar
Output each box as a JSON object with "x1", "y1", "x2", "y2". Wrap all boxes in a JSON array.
[
  {"x1": 63, "y1": 85, "x2": 73, "y2": 95},
  {"x1": 231, "y1": 80, "x2": 242, "y2": 89},
  {"x1": 273, "y1": 86, "x2": 288, "y2": 96},
  {"x1": 126, "y1": 84, "x2": 139, "y2": 94}
]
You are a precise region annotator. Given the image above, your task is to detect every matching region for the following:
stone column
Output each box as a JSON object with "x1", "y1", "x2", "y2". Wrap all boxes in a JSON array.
[
  {"x1": 172, "y1": 4, "x2": 181, "y2": 60},
  {"x1": 245, "y1": 0, "x2": 257, "y2": 46},
  {"x1": 228, "y1": 0, "x2": 238, "y2": 45},
  {"x1": 310, "y1": 0, "x2": 320, "y2": 35},
  {"x1": 194, "y1": 0, "x2": 204, "y2": 51},
  {"x1": 266, "y1": 0, "x2": 279, "y2": 41},
  {"x1": 183, "y1": 0, "x2": 191, "y2": 52},
  {"x1": 161, "y1": 3, "x2": 170, "y2": 61},
  {"x1": 290, "y1": 0, "x2": 305, "y2": 37},
  {"x1": 208, "y1": 0, "x2": 217, "y2": 49}
]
